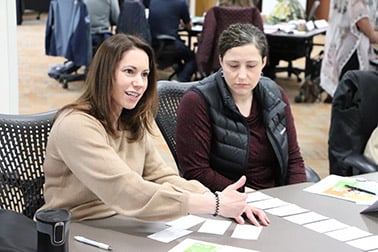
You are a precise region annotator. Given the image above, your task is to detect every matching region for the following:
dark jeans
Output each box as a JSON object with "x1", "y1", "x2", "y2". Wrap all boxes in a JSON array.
[
  {"x1": 174, "y1": 39, "x2": 197, "y2": 82},
  {"x1": 92, "y1": 32, "x2": 112, "y2": 56}
]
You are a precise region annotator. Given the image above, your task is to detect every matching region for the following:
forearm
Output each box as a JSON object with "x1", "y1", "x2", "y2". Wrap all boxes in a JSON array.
[
  {"x1": 187, "y1": 192, "x2": 217, "y2": 215},
  {"x1": 357, "y1": 17, "x2": 378, "y2": 44}
]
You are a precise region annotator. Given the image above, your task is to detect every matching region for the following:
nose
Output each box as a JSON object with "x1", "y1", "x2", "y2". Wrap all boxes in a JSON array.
[
  {"x1": 237, "y1": 66, "x2": 247, "y2": 79},
  {"x1": 132, "y1": 74, "x2": 145, "y2": 87}
]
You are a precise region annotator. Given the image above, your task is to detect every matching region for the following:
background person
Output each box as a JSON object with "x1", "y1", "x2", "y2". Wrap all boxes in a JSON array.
[
  {"x1": 320, "y1": 0, "x2": 378, "y2": 102},
  {"x1": 85, "y1": 0, "x2": 120, "y2": 55},
  {"x1": 38, "y1": 33, "x2": 269, "y2": 226},
  {"x1": 176, "y1": 23, "x2": 306, "y2": 192},
  {"x1": 148, "y1": 0, "x2": 197, "y2": 82},
  {"x1": 195, "y1": 0, "x2": 263, "y2": 77}
]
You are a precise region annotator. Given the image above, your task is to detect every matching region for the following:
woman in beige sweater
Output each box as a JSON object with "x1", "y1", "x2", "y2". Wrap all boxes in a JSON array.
[{"x1": 38, "y1": 33, "x2": 269, "y2": 226}]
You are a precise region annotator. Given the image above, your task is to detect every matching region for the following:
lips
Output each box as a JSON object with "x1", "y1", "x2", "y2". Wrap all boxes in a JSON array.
[{"x1": 125, "y1": 91, "x2": 139, "y2": 97}]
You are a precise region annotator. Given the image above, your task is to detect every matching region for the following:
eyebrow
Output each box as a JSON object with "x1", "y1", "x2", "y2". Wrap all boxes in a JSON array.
[{"x1": 225, "y1": 60, "x2": 260, "y2": 64}]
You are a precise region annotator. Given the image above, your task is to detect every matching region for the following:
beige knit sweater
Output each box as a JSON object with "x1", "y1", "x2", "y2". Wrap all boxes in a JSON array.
[{"x1": 38, "y1": 110, "x2": 209, "y2": 222}]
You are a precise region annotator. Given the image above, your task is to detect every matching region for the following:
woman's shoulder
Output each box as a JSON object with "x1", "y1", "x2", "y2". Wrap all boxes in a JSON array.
[{"x1": 54, "y1": 109, "x2": 104, "y2": 133}]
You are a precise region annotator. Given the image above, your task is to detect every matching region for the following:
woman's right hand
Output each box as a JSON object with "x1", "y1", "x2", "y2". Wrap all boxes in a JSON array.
[
  {"x1": 218, "y1": 176, "x2": 249, "y2": 219},
  {"x1": 219, "y1": 176, "x2": 270, "y2": 226}
]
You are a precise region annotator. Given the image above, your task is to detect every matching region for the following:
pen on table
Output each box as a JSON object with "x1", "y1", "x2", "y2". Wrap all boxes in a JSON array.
[
  {"x1": 74, "y1": 236, "x2": 112, "y2": 251},
  {"x1": 345, "y1": 185, "x2": 376, "y2": 195}
]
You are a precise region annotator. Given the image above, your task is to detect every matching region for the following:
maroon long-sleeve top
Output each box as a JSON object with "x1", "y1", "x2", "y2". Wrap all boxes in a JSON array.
[{"x1": 176, "y1": 87, "x2": 306, "y2": 192}]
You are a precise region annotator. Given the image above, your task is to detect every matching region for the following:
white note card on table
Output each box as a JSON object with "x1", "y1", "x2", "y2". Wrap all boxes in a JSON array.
[
  {"x1": 346, "y1": 235, "x2": 378, "y2": 251},
  {"x1": 284, "y1": 211, "x2": 329, "y2": 225},
  {"x1": 147, "y1": 226, "x2": 192, "y2": 243},
  {"x1": 231, "y1": 224, "x2": 263, "y2": 240},
  {"x1": 249, "y1": 198, "x2": 289, "y2": 210},
  {"x1": 265, "y1": 204, "x2": 308, "y2": 217},
  {"x1": 303, "y1": 219, "x2": 349, "y2": 233},
  {"x1": 247, "y1": 191, "x2": 272, "y2": 203},
  {"x1": 197, "y1": 219, "x2": 232, "y2": 235},
  {"x1": 325, "y1": 226, "x2": 372, "y2": 242},
  {"x1": 166, "y1": 215, "x2": 205, "y2": 229}
]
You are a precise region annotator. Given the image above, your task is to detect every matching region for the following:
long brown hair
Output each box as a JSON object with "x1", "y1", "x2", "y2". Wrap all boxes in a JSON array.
[{"x1": 56, "y1": 34, "x2": 158, "y2": 142}]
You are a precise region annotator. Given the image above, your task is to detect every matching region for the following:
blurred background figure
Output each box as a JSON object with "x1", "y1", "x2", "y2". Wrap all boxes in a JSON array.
[
  {"x1": 116, "y1": 0, "x2": 151, "y2": 45},
  {"x1": 85, "y1": 0, "x2": 120, "y2": 55},
  {"x1": 320, "y1": 0, "x2": 378, "y2": 103},
  {"x1": 195, "y1": 0, "x2": 263, "y2": 77},
  {"x1": 148, "y1": 0, "x2": 196, "y2": 82},
  {"x1": 218, "y1": 0, "x2": 255, "y2": 7}
]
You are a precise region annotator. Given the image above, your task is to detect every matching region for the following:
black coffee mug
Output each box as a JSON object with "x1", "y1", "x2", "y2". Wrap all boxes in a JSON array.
[{"x1": 36, "y1": 208, "x2": 71, "y2": 252}]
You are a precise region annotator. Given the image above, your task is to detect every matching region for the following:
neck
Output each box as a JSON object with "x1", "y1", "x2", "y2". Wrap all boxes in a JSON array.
[{"x1": 234, "y1": 94, "x2": 253, "y2": 117}]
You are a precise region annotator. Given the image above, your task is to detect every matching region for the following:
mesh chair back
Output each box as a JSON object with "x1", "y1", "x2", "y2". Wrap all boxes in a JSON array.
[
  {"x1": 155, "y1": 81, "x2": 197, "y2": 163},
  {"x1": 0, "y1": 110, "x2": 56, "y2": 218}
]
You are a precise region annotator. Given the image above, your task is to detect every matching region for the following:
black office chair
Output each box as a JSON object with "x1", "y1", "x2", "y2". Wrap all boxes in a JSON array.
[
  {"x1": 45, "y1": 0, "x2": 91, "y2": 89},
  {"x1": 153, "y1": 35, "x2": 183, "y2": 80},
  {"x1": 155, "y1": 80, "x2": 320, "y2": 183},
  {"x1": 329, "y1": 70, "x2": 378, "y2": 176},
  {"x1": 0, "y1": 110, "x2": 56, "y2": 219}
]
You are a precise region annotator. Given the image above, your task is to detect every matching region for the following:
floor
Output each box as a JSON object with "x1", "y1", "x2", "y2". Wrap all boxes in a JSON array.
[{"x1": 17, "y1": 13, "x2": 331, "y2": 179}]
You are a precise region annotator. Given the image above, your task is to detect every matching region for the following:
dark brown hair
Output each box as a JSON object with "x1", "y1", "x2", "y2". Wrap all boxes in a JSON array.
[
  {"x1": 217, "y1": 23, "x2": 268, "y2": 60},
  {"x1": 56, "y1": 34, "x2": 158, "y2": 142}
]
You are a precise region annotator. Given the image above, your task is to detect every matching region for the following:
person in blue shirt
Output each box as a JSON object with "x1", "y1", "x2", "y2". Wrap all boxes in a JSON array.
[{"x1": 148, "y1": 0, "x2": 197, "y2": 82}]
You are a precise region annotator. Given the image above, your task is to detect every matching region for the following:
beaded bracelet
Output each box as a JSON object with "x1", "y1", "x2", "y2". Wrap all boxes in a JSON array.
[{"x1": 213, "y1": 191, "x2": 220, "y2": 217}]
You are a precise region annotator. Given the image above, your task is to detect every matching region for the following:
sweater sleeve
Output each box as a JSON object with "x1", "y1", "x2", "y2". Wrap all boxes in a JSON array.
[
  {"x1": 195, "y1": 8, "x2": 217, "y2": 76},
  {"x1": 49, "y1": 111, "x2": 208, "y2": 221},
  {"x1": 176, "y1": 90, "x2": 235, "y2": 192},
  {"x1": 279, "y1": 87, "x2": 307, "y2": 184}
]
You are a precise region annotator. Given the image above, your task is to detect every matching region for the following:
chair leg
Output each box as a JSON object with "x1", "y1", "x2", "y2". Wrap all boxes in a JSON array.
[{"x1": 168, "y1": 71, "x2": 176, "y2": 81}]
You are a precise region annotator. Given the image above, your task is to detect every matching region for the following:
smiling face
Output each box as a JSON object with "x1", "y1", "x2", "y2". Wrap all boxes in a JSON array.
[
  {"x1": 111, "y1": 48, "x2": 150, "y2": 116},
  {"x1": 219, "y1": 43, "x2": 266, "y2": 99}
]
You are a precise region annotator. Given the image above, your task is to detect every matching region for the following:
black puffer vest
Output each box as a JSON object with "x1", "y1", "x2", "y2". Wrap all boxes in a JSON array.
[{"x1": 191, "y1": 70, "x2": 289, "y2": 185}]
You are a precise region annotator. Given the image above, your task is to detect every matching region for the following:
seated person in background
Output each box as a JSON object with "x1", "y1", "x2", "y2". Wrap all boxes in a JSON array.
[
  {"x1": 148, "y1": 0, "x2": 196, "y2": 82},
  {"x1": 176, "y1": 23, "x2": 307, "y2": 192},
  {"x1": 364, "y1": 126, "x2": 378, "y2": 165},
  {"x1": 218, "y1": 0, "x2": 255, "y2": 7},
  {"x1": 38, "y1": 33, "x2": 269, "y2": 226},
  {"x1": 85, "y1": 0, "x2": 120, "y2": 54},
  {"x1": 195, "y1": 0, "x2": 263, "y2": 77}
]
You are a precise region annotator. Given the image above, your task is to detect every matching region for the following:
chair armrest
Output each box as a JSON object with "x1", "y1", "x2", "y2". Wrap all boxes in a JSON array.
[
  {"x1": 343, "y1": 153, "x2": 378, "y2": 174},
  {"x1": 305, "y1": 165, "x2": 320, "y2": 182},
  {"x1": 156, "y1": 34, "x2": 176, "y2": 41}
]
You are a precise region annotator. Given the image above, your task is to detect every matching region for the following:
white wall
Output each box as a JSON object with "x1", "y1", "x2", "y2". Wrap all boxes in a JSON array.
[{"x1": 0, "y1": 1, "x2": 19, "y2": 114}]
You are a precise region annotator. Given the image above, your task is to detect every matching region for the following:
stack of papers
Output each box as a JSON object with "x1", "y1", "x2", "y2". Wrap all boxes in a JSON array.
[{"x1": 303, "y1": 175, "x2": 378, "y2": 213}]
